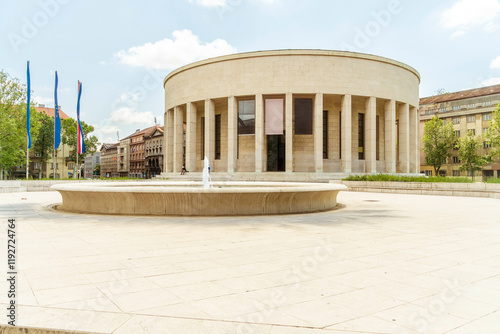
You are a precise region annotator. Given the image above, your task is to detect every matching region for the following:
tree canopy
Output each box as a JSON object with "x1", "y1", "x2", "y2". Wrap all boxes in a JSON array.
[
  {"x1": 61, "y1": 118, "x2": 99, "y2": 175},
  {"x1": 422, "y1": 115, "x2": 455, "y2": 176},
  {"x1": 485, "y1": 103, "x2": 500, "y2": 159},
  {"x1": 457, "y1": 130, "x2": 488, "y2": 180},
  {"x1": 0, "y1": 70, "x2": 40, "y2": 174}
]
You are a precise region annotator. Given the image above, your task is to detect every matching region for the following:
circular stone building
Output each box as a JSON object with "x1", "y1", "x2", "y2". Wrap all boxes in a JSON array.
[{"x1": 163, "y1": 50, "x2": 420, "y2": 177}]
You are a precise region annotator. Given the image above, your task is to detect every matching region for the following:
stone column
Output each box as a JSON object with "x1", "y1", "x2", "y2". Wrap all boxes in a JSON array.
[
  {"x1": 409, "y1": 105, "x2": 419, "y2": 174},
  {"x1": 365, "y1": 96, "x2": 377, "y2": 173},
  {"x1": 165, "y1": 109, "x2": 174, "y2": 173},
  {"x1": 255, "y1": 94, "x2": 264, "y2": 172},
  {"x1": 173, "y1": 106, "x2": 184, "y2": 173},
  {"x1": 204, "y1": 99, "x2": 215, "y2": 168},
  {"x1": 285, "y1": 93, "x2": 293, "y2": 173},
  {"x1": 341, "y1": 94, "x2": 352, "y2": 173},
  {"x1": 384, "y1": 99, "x2": 396, "y2": 173},
  {"x1": 398, "y1": 103, "x2": 410, "y2": 173},
  {"x1": 314, "y1": 93, "x2": 324, "y2": 173},
  {"x1": 227, "y1": 96, "x2": 237, "y2": 173},
  {"x1": 186, "y1": 102, "x2": 197, "y2": 172}
]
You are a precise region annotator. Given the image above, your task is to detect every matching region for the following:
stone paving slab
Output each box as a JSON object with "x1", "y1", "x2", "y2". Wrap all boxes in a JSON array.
[{"x1": 0, "y1": 191, "x2": 498, "y2": 333}]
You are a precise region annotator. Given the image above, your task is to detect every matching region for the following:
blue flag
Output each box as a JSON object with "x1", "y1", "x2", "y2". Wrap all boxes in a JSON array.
[
  {"x1": 77, "y1": 81, "x2": 85, "y2": 154},
  {"x1": 54, "y1": 71, "x2": 61, "y2": 149},
  {"x1": 27, "y1": 61, "x2": 31, "y2": 149}
]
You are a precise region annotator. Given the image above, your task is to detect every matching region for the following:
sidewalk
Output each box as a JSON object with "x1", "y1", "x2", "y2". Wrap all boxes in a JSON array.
[{"x1": 0, "y1": 191, "x2": 499, "y2": 333}]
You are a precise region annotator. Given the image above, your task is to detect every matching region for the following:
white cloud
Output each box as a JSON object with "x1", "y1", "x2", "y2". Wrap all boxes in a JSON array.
[
  {"x1": 189, "y1": 0, "x2": 227, "y2": 7},
  {"x1": 97, "y1": 125, "x2": 121, "y2": 134},
  {"x1": 482, "y1": 77, "x2": 500, "y2": 86},
  {"x1": 440, "y1": 0, "x2": 500, "y2": 36},
  {"x1": 188, "y1": 0, "x2": 278, "y2": 7},
  {"x1": 114, "y1": 29, "x2": 237, "y2": 70},
  {"x1": 110, "y1": 107, "x2": 156, "y2": 125},
  {"x1": 491, "y1": 56, "x2": 500, "y2": 69},
  {"x1": 33, "y1": 96, "x2": 53, "y2": 106}
]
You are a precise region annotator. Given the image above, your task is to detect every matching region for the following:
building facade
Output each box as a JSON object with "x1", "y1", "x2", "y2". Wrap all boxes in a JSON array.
[
  {"x1": 117, "y1": 136, "x2": 131, "y2": 177},
  {"x1": 419, "y1": 84, "x2": 500, "y2": 178},
  {"x1": 100, "y1": 143, "x2": 118, "y2": 178},
  {"x1": 129, "y1": 126, "x2": 156, "y2": 178},
  {"x1": 84, "y1": 152, "x2": 101, "y2": 178},
  {"x1": 163, "y1": 50, "x2": 420, "y2": 176},
  {"x1": 145, "y1": 126, "x2": 164, "y2": 178}
]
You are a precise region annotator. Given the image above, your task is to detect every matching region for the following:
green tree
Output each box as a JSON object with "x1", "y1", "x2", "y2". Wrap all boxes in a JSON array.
[
  {"x1": 93, "y1": 163, "x2": 100, "y2": 176},
  {"x1": 457, "y1": 130, "x2": 488, "y2": 180},
  {"x1": 485, "y1": 103, "x2": 500, "y2": 159},
  {"x1": 422, "y1": 115, "x2": 455, "y2": 176},
  {"x1": 33, "y1": 113, "x2": 54, "y2": 170},
  {"x1": 0, "y1": 70, "x2": 40, "y2": 178},
  {"x1": 61, "y1": 118, "x2": 99, "y2": 176}
]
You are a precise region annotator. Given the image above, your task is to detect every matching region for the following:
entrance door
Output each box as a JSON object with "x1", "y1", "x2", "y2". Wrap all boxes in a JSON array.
[{"x1": 267, "y1": 135, "x2": 285, "y2": 171}]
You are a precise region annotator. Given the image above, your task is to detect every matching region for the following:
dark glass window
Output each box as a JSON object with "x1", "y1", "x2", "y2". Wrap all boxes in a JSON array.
[
  {"x1": 295, "y1": 98, "x2": 313, "y2": 135},
  {"x1": 323, "y1": 111, "x2": 328, "y2": 159},
  {"x1": 339, "y1": 111, "x2": 342, "y2": 159},
  {"x1": 238, "y1": 100, "x2": 255, "y2": 135},
  {"x1": 201, "y1": 117, "x2": 205, "y2": 160},
  {"x1": 215, "y1": 114, "x2": 221, "y2": 160},
  {"x1": 358, "y1": 113, "x2": 364, "y2": 160},
  {"x1": 376, "y1": 115, "x2": 380, "y2": 161}
]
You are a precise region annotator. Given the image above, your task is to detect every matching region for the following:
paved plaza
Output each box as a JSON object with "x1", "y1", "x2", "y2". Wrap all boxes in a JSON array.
[{"x1": 0, "y1": 190, "x2": 499, "y2": 333}]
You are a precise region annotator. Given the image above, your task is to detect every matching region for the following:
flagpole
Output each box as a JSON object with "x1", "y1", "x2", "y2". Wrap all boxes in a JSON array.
[
  {"x1": 53, "y1": 115, "x2": 56, "y2": 180},
  {"x1": 26, "y1": 136, "x2": 29, "y2": 180},
  {"x1": 26, "y1": 61, "x2": 32, "y2": 180},
  {"x1": 76, "y1": 81, "x2": 79, "y2": 180}
]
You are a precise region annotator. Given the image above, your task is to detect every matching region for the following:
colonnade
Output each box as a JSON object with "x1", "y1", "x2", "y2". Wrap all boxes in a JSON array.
[{"x1": 164, "y1": 93, "x2": 419, "y2": 174}]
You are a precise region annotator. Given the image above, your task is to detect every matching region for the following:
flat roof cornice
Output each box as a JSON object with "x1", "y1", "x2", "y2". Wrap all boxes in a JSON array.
[{"x1": 163, "y1": 49, "x2": 421, "y2": 87}]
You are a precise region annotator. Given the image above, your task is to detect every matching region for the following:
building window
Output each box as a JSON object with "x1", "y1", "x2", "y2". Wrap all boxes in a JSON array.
[
  {"x1": 453, "y1": 156, "x2": 460, "y2": 164},
  {"x1": 483, "y1": 101, "x2": 493, "y2": 107},
  {"x1": 201, "y1": 117, "x2": 205, "y2": 159},
  {"x1": 452, "y1": 106, "x2": 461, "y2": 111},
  {"x1": 439, "y1": 108, "x2": 447, "y2": 113},
  {"x1": 454, "y1": 130, "x2": 460, "y2": 137},
  {"x1": 467, "y1": 104, "x2": 476, "y2": 109},
  {"x1": 215, "y1": 114, "x2": 221, "y2": 160},
  {"x1": 323, "y1": 111, "x2": 328, "y2": 159},
  {"x1": 483, "y1": 113, "x2": 492, "y2": 121},
  {"x1": 483, "y1": 127, "x2": 489, "y2": 133},
  {"x1": 68, "y1": 162, "x2": 74, "y2": 169},
  {"x1": 453, "y1": 117, "x2": 460, "y2": 125},
  {"x1": 238, "y1": 100, "x2": 255, "y2": 135},
  {"x1": 295, "y1": 98, "x2": 313, "y2": 135},
  {"x1": 339, "y1": 111, "x2": 342, "y2": 160},
  {"x1": 467, "y1": 115, "x2": 475, "y2": 123},
  {"x1": 424, "y1": 170, "x2": 432, "y2": 176},
  {"x1": 484, "y1": 141, "x2": 492, "y2": 148},
  {"x1": 34, "y1": 151, "x2": 40, "y2": 157},
  {"x1": 358, "y1": 113, "x2": 364, "y2": 160},
  {"x1": 453, "y1": 170, "x2": 460, "y2": 176},
  {"x1": 469, "y1": 129, "x2": 476, "y2": 135},
  {"x1": 376, "y1": 115, "x2": 380, "y2": 161},
  {"x1": 34, "y1": 162, "x2": 40, "y2": 169}
]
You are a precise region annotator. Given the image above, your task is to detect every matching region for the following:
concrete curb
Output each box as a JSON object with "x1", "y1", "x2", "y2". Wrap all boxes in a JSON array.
[{"x1": 335, "y1": 180, "x2": 500, "y2": 199}]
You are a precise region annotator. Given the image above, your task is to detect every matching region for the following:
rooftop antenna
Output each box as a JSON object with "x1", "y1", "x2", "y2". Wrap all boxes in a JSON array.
[
  {"x1": 116, "y1": 130, "x2": 119, "y2": 141},
  {"x1": 154, "y1": 117, "x2": 157, "y2": 125}
]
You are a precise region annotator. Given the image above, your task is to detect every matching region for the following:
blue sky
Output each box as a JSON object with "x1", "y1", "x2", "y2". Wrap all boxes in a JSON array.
[{"x1": 2, "y1": 0, "x2": 500, "y2": 143}]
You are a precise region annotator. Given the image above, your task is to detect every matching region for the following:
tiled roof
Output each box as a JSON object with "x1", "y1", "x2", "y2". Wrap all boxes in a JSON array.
[
  {"x1": 34, "y1": 106, "x2": 71, "y2": 119},
  {"x1": 420, "y1": 84, "x2": 500, "y2": 105},
  {"x1": 100, "y1": 143, "x2": 118, "y2": 152},
  {"x1": 129, "y1": 125, "x2": 158, "y2": 138}
]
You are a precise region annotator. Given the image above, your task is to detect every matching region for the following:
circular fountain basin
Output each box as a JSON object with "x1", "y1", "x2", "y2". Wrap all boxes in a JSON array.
[{"x1": 51, "y1": 181, "x2": 346, "y2": 216}]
